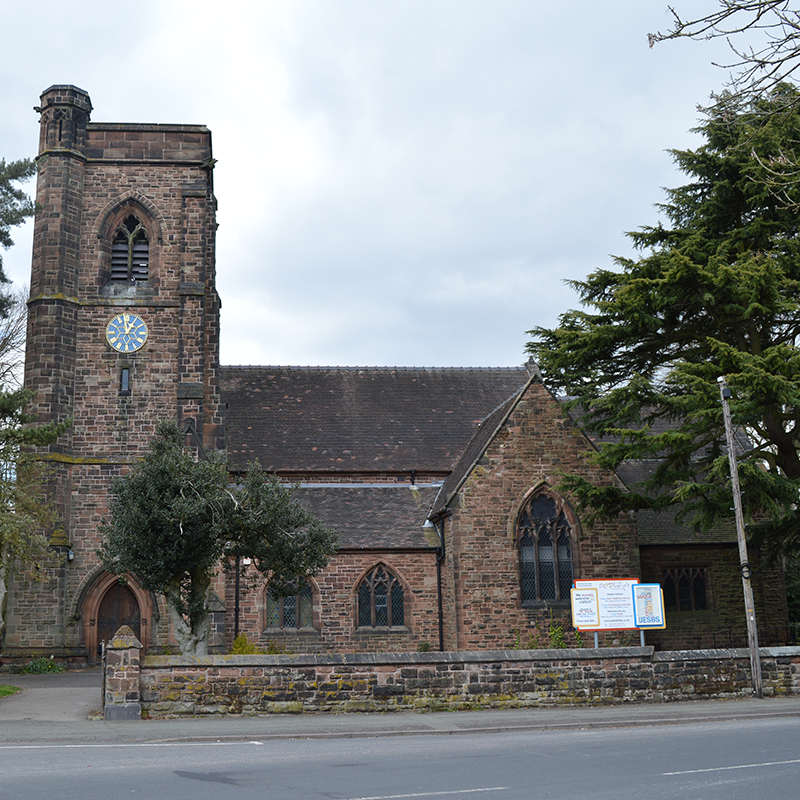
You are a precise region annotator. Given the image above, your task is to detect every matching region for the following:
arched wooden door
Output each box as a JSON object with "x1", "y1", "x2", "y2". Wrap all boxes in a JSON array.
[{"x1": 97, "y1": 582, "x2": 141, "y2": 645}]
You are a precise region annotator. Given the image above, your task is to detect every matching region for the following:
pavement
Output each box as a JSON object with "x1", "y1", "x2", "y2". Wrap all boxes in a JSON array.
[
  {"x1": 1, "y1": 667, "x2": 800, "y2": 745},
  {"x1": 0, "y1": 668, "x2": 102, "y2": 723}
]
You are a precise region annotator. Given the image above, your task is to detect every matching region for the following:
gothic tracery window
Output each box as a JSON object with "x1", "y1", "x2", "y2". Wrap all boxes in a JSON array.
[
  {"x1": 110, "y1": 214, "x2": 149, "y2": 282},
  {"x1": 357, "y1": 565, "x2": 404, "y2": 628},
  {"x1": 662, "y1": 567, "x2": 708, "y2": 612},
  {"x1": 518, "y1": 491, "x2": 574, "y2": 604}
]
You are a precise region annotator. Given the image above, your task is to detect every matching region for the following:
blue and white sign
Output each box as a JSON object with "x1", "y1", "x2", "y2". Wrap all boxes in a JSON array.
[{"x1": 632, "y1": 583, "x2": 666, "y2": 629}]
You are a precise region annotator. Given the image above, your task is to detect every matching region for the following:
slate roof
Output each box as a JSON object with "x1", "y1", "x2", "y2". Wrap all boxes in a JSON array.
[
  {"x1": 636, "y1": 508, "x2": 736, "y2": 545},
  {"x1": 221, "y1": 365, "x2": 531, "y2": 474},
  {"x1": 614, "y1": 459, "x2": 661, "y2": 488},
  {"x1": 575, "y1": 404, "x2": 752, "y2": 456},
  {"x1": 220, "y1": 363, "x2": 737, "y2": 550},
  {"x1": 292, "y1": 484, "x2": 441, "y2": 549},
  {"x1": 616, "y1": 453, "x2": 739, "y2": 545}
]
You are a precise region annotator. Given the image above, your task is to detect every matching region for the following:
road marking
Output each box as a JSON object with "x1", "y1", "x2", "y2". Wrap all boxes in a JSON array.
[
  {"x1": 664, "y1": 757, "x2": 800, "y2": 776},
  {"x1": 342, "y1": 790, "x2": 508, "y2": 800},
  {"x1": 0, "y1": 741, "x2": 265, "y2": 750}
]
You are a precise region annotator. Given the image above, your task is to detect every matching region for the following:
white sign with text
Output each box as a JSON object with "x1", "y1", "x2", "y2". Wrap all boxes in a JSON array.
[{"x1": 572, "y1": 578, "x2": 639, "y2": 631}]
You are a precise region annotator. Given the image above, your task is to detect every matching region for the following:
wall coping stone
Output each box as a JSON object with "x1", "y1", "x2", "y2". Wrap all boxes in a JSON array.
[
  {"x1": 652, "y1": 646, "x2": 800, "y2": 662},
  {"x1": 142, "y1": 646, "x2": 800, "y2": 671},
  {"x1": 107, "y1": 626, "x2": 142, "y2": 651},
  {"x1": 143, "y1": 647, "x2": 656, "y2": 669}
]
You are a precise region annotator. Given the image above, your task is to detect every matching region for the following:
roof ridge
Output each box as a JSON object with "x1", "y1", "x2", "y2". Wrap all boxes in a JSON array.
[
  {"x1": 221, "y1": 365, "x2": 529, "y2": 372},
  {"x1": 290, "y1": 482, "x2": 444, "y2": 489}
]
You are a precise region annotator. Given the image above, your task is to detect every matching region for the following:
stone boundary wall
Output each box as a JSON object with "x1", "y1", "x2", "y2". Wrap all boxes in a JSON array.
[{"x1": 125, "y1": 646, "x2": 800, "y2": 718}]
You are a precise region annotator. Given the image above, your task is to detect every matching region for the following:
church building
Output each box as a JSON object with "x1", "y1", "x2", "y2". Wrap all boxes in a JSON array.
[{"x1": 0, "y1": 86, "x2": 787, "y2": 665}]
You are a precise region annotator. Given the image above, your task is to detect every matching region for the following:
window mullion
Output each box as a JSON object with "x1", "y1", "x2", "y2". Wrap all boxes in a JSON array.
[
  {"x1": 389, "y1": 575, "x2": 397, "y2": 626},
  {"x1": 551, "y1": 522, "x2": 560, "y2": 600},
  {"x1": 126, "y1": 228, "x2": 134, "y2": 280}
]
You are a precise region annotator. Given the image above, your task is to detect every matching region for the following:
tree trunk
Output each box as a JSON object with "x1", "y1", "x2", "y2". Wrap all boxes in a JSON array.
[
  {"x1": 163, "y1": 575, "x2": 211, "y2": 656},
  {"x1": 0, "y1": 559, "x2": 6, "y2": 642}
]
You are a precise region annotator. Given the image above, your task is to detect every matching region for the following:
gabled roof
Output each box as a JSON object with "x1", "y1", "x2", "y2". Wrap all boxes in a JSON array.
[
  {"x1": 429, "y1": 382, "x2": 531, "y2": 517},
  {"x1": 221, "y1": 365, "x2": 531, "y2": 474},
  {"x1": 425, "y1": 379, "x2": 738, "y2": 546},
  {"x1": 613, "y1": 438, "x2": 739, "y2": 545},
  {"x1": 568, "y1": 403, "x2": 742, "y2": 545}
]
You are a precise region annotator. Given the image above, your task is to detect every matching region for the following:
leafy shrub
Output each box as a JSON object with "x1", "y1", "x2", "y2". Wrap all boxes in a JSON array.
[
  {"x1": 229, "y1": 634, "x2": 291, "y2": 655},
  {"x1": 512, "y1": 613, "x2": 580, "y2": 650},
  {"x1": 22, "y1": 657, "x2": 65, "y2": 674},
  {"x1": 230, "y1": 633, "x2": 260, "y2": 654}
]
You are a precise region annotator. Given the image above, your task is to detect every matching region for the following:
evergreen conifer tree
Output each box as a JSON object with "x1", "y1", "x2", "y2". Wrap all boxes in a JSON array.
[{"x1": 528, "y1": 84, "x2": 800, "y2": 555}]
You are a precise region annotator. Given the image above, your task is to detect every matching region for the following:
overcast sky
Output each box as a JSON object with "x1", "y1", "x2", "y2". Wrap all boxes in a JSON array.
[{"x1": 2, "y1": 1, "x2": 735, "y2": 368}]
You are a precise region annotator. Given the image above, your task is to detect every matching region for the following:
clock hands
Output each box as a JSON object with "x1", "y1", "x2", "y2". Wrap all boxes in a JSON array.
[{"x1": 107, "y1": 313, "x2": 147, "y2": 353}]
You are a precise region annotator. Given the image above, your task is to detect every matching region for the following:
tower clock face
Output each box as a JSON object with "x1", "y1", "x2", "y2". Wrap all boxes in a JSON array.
[{"x1": 105, "y1": 312, "x2": 148, "y2": 353}]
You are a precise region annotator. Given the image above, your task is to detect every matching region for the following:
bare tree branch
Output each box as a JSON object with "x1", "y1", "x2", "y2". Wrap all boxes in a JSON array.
[
  {"x1": 650, "y1": 2, "x2": 800, "y2": 102},
  {"x1": 0, "y1": 286, "x2": 28, "y2": 389}
]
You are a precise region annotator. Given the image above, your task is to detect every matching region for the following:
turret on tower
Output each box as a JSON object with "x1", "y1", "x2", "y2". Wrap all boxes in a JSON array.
[{"x1": 35, "y1": 85, "x2": 92, "y2": 154}]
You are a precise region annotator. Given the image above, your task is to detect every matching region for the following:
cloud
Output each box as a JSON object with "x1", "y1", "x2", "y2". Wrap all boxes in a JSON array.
[{"x1": 2, "y1": 0, "x2": 736, "y2": 367}]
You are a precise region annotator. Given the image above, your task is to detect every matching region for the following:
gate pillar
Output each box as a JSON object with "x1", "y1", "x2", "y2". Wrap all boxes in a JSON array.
[{"x1": 103, "y1": 625, "x2": 142, "y2": 720}]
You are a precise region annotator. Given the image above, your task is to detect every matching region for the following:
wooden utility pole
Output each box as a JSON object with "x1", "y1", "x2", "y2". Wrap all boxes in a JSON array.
[{"x1": 717, "y1": 376, "x2": 762, "y2": 698}]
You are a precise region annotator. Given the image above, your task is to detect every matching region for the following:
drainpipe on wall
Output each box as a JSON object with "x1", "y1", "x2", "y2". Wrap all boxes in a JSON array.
[
  {"x1": 434, "y1": 518, "x2": 445, "y2": 652},
  {"x1": 234, "y1": 553, "x2": 241, "y2": 640}
]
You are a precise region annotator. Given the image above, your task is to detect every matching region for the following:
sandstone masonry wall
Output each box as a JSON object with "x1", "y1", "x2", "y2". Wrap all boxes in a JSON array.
[
  {"x1": 444, "y1": 381, "x2": 640, "y2": 651},
  {"x1": 226, "y1": 550, "x2": 441, "y2": 655},
  {"x1": 640, "y1": 544, "x2": 789, "y2": 651},
  {"x1": 133, "y1": 646, "x2": 800, "y2": 717}
]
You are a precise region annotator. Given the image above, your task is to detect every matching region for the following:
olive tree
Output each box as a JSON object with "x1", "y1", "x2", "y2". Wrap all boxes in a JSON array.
[{"x1": 99, "y1": 421, "x2": 338, "y2": 654}]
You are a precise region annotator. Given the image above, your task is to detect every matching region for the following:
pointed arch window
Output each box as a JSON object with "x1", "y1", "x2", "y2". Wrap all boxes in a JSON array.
[
  {"x1": 110, "y1": 214, "x2": 149, "y2": 282},
  {"x1": 518, "y1": 491, "x2": 574, "y2": 604},
  {"x1": 265, "y1": 580, "x2": 313, "y2": 629},
  {"x1": 357, "y1": 565, "x2": 404, "y2": 628}
]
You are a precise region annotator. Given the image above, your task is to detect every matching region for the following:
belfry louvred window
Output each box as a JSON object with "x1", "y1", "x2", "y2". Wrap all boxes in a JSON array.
[
  {"x1": 518, "y1": 491, "x2": 573, "y2": 604},
  {"x1": 110, "y1": 215, "x2": 149, "y2": 282}
]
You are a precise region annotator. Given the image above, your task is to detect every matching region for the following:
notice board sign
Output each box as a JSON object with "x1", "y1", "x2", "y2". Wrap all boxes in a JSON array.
[
  {"x1": 570, "y1": 587, "x2": 600, "y2": 628},
  {"x1": 632, "y1": 583, "x2": 666, "y2": 629},
  {"x1": 572, "y1": 579, "x2": 638, "y2": 631}
]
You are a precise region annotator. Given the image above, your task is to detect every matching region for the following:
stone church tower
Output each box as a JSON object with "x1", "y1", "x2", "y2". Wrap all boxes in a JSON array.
[{"x1": 2, "y1": 85, "x2": 224, "y2": 662}]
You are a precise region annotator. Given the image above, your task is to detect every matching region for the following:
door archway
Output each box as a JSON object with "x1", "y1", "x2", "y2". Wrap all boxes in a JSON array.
[
  {"x1": 80, "y1": 572, "x2": 154, "y2": 663},
  {"x1": 98, "y1": 582, "x2": 141, "y2": 643}
]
